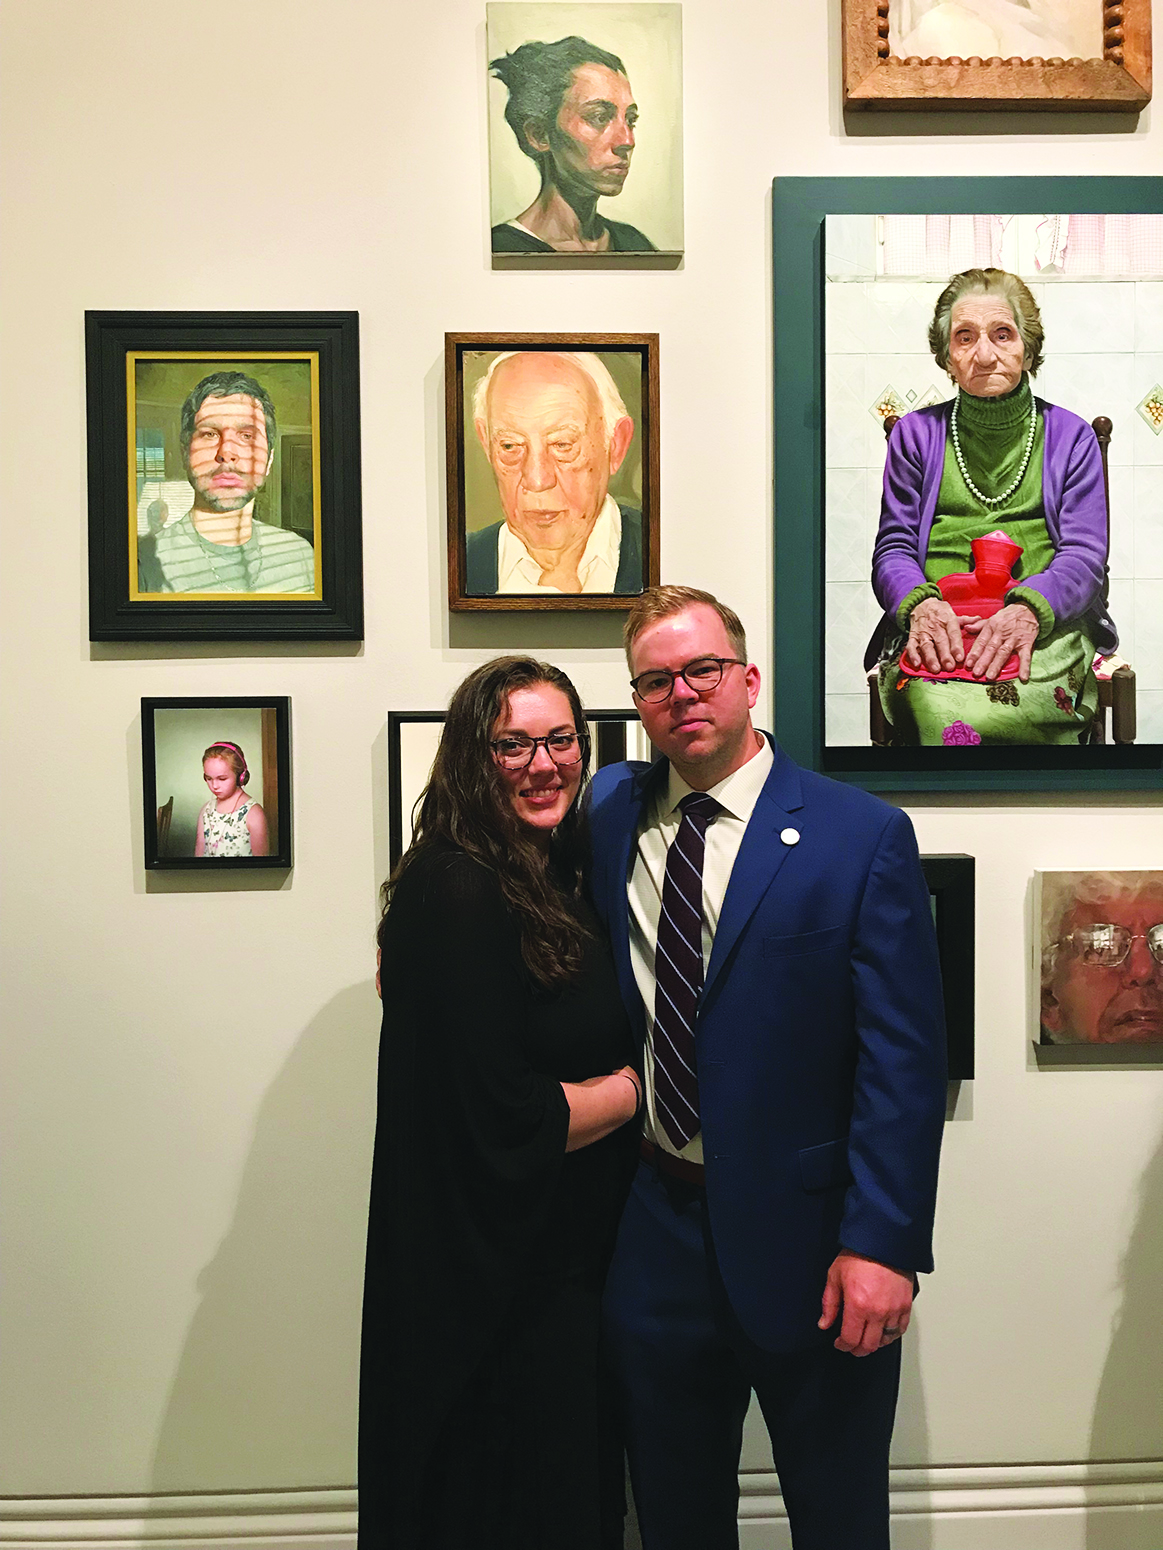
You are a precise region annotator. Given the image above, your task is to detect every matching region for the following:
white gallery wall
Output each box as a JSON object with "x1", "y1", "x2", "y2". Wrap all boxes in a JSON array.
[{"x1": 1, "y1": 2, "x2": 1162, "y2": 1547}]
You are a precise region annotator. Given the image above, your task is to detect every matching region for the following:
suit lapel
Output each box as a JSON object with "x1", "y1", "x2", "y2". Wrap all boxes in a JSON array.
[
  {"x1": 605, "y1": 763, "x2": 656, "y2": 1032},
  {"x1": 702, "y1": 741, "x2": 804, "y2": 1001}
]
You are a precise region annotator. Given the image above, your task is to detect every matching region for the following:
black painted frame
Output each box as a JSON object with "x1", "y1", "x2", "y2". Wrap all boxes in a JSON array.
[
  {"x1": 141, "y1": 695, "x2": 293, "y2": 869},
  {"x1": 772, "y1": 176, "x2": 1163, "y2": 793},
  {"x1": 387, "y1": 708, "x2": 646, "y2": 866},
  {"x1": 88, "y1": 311, "x2": 362, "y2": 641},
  {"x1": 921, "y1": 853, "x2": 975, "y2": 1082}
]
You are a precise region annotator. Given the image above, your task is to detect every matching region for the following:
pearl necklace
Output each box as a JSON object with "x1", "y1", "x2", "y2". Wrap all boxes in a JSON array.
[{"x1": 950, "y1": 390, "x2": 1038, "y2": 510}]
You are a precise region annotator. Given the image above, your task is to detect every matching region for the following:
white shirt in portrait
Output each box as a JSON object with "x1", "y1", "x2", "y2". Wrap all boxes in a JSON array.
[{"x1": 496, "y1": 494, "x2": 622, "y2": 594}]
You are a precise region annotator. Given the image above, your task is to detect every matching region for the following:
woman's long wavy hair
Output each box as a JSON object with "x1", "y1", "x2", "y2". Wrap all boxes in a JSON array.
[{"x1": 380, "y1": 657, "x2": 592, "y2": 989}]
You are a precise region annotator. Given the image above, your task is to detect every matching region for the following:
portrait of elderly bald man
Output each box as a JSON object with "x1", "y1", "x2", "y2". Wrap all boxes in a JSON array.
[
  {"x1": 865, "y1": 266, "x2": 1117, "y2": 748},
  {"x1": 137, "y1": 370, "x2": 317, "y2": 596},
  {"x1": 467, "y1": 349, "x2": 645, "y2": 596},
  {"x1": 888, "y1": 0, "x2": 1098, "y2": 60},
  {"x1": 1040, "y1": 872, "x2": 1163, "y2": 1046}
]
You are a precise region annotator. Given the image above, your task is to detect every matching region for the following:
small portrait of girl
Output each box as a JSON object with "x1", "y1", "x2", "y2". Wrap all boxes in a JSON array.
[{"x1": 195, "y1": 741, "x2": 269, "y2": 857}]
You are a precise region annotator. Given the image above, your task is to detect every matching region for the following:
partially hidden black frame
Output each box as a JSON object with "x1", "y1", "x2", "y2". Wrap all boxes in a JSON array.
[
  {"x1": 141, "y1": 695, "x2": 292, "y2": 869},
  {"x1": 387, "y1": 709, "x2": 647, "y2": 866},
  {"x1": 88, "y1": 311, "x2": 362, "y2": 641},
  {"x1": 921, "y1": 853, "x2": 975, "y2": 1082},
  {"x1": 772, "y1": 176, "x2": 1163, "y2": 793}
]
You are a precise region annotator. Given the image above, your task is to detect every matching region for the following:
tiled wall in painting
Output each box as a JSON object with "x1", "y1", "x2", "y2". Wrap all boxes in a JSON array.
[{"x1": 824, "y1": 278, "x2": 1163, "y2": 747}]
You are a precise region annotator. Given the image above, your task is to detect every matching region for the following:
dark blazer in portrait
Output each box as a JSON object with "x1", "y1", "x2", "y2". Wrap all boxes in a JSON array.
[
  {"x1": 587, "y1": 736, "x2": 947, "y2": 1353},
  {"x1": 465, "y1": 500, "x2": 643, "y2": 596},
  {"x1": 491, "y1": 220, "x2": 657, "y2": 254}
]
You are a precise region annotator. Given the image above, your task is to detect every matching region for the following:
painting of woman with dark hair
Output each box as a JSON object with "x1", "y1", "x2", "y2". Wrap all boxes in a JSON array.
[{"x1": 489, "y1": 35, "x2": 655, "y2": 254}]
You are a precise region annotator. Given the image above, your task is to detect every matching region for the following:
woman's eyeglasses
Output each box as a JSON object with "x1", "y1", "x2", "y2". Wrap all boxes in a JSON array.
[
  {"x1": 490, "y1": 731, "x2": 589, "y2": 771},
  {"x1": 629, "y1": 656, "x2": 746, "y2": 705},
  {"x1": 1055, "y1": 924, "x2": 1163, "y2": 968}
]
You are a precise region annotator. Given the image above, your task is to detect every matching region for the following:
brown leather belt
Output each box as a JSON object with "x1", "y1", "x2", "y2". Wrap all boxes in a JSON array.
[{"x1": 640, "y1": 1137, "x2": 705, "y2": 1186}]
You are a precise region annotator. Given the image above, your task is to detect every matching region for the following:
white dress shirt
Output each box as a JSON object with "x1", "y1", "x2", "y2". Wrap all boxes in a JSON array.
[
  {"x1": 628, "y1": 734, "x2": 774, "y2": 1163},
  {"x1": 496, "y1": 494, "x2": 622, "y2": 594}
]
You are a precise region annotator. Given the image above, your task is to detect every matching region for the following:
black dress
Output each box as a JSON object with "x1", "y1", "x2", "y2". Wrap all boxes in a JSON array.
[{"x1": 358, "y1": 842, "x2": 637, "y2": 1550}]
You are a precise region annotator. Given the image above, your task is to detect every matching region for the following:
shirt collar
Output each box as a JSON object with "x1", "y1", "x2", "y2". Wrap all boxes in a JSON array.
[
  {"x1": 497, "y1": 495, "x2": 621, "y2": 592},
  {"x1": 659, "y1": 732, "x2": 773, "y2": 824}
]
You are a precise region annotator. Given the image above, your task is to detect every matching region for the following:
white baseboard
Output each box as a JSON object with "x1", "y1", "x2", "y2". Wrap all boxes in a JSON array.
[{"x1": 4, "y1": 1465, "x2": 1162, "y2": 1550}]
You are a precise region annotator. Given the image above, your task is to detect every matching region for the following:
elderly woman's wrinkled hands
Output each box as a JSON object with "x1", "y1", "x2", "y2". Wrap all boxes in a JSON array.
[
  {"x1": 963, "y1": 601, "x2": 1039, "y2": 683},
  {"x1": 905, "y1": 596, "x2": 970, "y2": 674}
]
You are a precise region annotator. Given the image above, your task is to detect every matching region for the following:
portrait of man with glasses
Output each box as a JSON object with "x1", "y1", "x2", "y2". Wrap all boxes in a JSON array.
[{"x1": 1040, "y1": 871, "x2": 1163, "y2": 1045}]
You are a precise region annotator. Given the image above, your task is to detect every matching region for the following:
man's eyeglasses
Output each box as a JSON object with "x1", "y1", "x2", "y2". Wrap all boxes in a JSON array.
[
  {"x1": 1055, "y1": 924, "x2": 1163, "y2": 968},
  {"x1": 629, "y1": 656, "x2": 746, "y2": 705},
  {"x1": 489, "y1": 731, "x2": 589, "y2": 771}
]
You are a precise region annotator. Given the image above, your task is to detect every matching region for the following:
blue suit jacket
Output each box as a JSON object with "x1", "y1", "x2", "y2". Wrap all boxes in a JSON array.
[{"x1": 588, "y1": 738, "x2": 947, "y2": 1353}]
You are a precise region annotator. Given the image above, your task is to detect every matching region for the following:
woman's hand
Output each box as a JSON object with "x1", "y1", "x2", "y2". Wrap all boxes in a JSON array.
[
  {"x1": 375, "y1": 948, "x2": 382, "y2": 1000},
  {"x1": 905, "y1": 597, "x2": 968, "y2": 674},
  {"x1": 963, "y1": 601, "x2": 1039, "y2": 683}
]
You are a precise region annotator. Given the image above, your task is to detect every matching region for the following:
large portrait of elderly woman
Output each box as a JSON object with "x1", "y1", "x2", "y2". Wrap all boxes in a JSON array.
[
  {"x1": 772, "y1": 179, "x2": 1163, "y2": 792},
  {"x1": 486, "y1": 3, "x2": 682, "y2": 260},
  {"x1": 1037, "y1": 871, "x2": 1163, "y2": 1046}
]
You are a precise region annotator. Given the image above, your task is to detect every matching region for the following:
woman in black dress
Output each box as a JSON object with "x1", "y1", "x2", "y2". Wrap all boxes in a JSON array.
[{"x1": 359, "y1": 656, "x2": 640, "y2": 1550}]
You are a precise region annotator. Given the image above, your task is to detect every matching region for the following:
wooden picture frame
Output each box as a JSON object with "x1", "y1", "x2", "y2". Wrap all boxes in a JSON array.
[
  {"x1": 445, "y1": 333, "x2": 660, "y2": 611},
  {"x1": 922, "y1": 853, "x2": 976, "y2": 1081},
  {"x1": 387, "y1": 708, "x2": 652, "y2": 864},
  {"x1": 141, "y1": 696, "x2": 292, "y2": 869},
  {"x1": 772, "y1": 174, "x2": 1163, "y2": 794},
  {"x1": 88, "y1": 312, "x2": 362, "y2": 641},
  {"x1": 842, "y1": 0, "x2": 1151, "y2": 112}
]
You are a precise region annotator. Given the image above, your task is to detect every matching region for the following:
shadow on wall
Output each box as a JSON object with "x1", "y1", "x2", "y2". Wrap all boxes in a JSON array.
[
  {"x1": 151, "y1": 982, "x2": 381, "y2": 1491},
  {"x1": 1087, "y1": 1127, "x2": 1163, "y2": 1550}
]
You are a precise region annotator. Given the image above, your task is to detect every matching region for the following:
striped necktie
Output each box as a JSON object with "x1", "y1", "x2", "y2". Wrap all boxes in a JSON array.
[{"x1": 652, "y1": 792, "x2": 720, "y2": 1150}]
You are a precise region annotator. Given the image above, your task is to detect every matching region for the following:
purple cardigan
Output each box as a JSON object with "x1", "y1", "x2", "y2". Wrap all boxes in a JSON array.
[{"x1": 865, "y1": 399, "x2": 1116, "y2": 668}]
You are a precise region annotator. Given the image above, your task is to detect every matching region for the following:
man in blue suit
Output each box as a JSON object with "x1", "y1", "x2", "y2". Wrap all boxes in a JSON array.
[{"x1": 589, "y1": 585, "x2": 947, "y2": 1549}]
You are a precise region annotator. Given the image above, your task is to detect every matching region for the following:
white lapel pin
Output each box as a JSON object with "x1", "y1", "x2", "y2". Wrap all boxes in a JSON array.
[{"x1": 780, "y1": 827, "x2": 800, "y2": 846}]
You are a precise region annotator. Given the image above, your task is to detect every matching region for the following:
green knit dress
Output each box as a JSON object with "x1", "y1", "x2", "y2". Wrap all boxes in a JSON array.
[{"x1": 878, "y1": 377, "x2": 1098, "y2": 746}]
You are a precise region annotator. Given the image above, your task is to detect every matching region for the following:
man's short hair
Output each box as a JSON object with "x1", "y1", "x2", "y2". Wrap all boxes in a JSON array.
[
  {"x1": 490, "y1": 36, "x2": 627, "y2": 165},
  {"x1": 928, "y1": 267, "x2": 1045, "y2": 379},
  {"x1": 472, "y1": 351, "x2": 630, "y2": 442},
  {"x1": 623, "y1": 585, "x2": 748, "y2": 666},
  {"x1": 180, "y1": 371, "x2": 278, "y2": 459}
]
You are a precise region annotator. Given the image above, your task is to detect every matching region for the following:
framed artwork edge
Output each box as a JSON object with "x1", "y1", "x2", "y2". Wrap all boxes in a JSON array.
[
  {"x1": 771, "y1": 173, "x2": 1163, "y2": 796},
  {"x1": 841, "y1": 0, "x2": 1151, "y2": 110},
  {"x1": 445, "y1": 332, "x2": 661, "y2": 613},
  {"x1": 920, "y1": 853, "x2": 975, "y2": 1082},
  {"x1": 87, "y1": 311, "x2": 363, "y2": 643},
  {"x1": 387, "y1": 708, "x2": 646, "y2": 864},
  {"x1": 141, "y1": 694, "x2": 293, "y2": 870}
]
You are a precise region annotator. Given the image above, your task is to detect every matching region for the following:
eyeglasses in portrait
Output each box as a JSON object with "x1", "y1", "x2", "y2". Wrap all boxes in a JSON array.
[
  {"x1": 446, "y1": 333, "x2": 660, "y2": 611},
  {"x1": 1037, "y1": 870, "x2": 1163, "y2": 1047},
  {"x1": 141, "y1": 697, "x2": 292, "y2": 870},
  {"x1": 486, "y1": 2, "x2": 682, "y2": 264}
]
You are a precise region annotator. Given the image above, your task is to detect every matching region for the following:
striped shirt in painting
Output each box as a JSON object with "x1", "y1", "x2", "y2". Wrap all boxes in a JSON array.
[{"x1": 138, "y1": 511, "x2": 317, "y2": 595}]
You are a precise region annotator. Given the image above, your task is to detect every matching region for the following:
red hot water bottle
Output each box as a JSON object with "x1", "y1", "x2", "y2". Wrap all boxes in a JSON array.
[{"x1": 898, "y1": 532, "x2": 1023, "y2": 683}]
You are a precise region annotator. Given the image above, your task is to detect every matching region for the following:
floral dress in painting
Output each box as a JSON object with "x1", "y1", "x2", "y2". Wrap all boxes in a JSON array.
[{"x1": 200, "y1": 798, "x2": 255, "y2": 856}]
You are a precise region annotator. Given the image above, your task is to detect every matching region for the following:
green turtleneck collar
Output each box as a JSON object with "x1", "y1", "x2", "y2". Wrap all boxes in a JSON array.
[{"x1": 955, "y1": 372, "x2": 1033, "y2": 430}]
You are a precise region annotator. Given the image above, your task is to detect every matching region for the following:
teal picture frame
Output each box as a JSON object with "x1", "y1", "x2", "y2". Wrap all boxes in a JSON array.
[{"x1": 772, "y1": 175, "x2": 1163, "y2": 794}]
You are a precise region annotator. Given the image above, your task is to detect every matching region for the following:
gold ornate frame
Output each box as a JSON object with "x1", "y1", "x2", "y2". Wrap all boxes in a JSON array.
[{"x1": 842, "y1": 0, "x2": 1151, "y2": 111}]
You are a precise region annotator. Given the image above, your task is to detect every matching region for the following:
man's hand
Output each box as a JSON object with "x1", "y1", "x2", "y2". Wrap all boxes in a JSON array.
[{"x1": 818, "y1": 1250, "x2": 914, "y2": 1357}]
